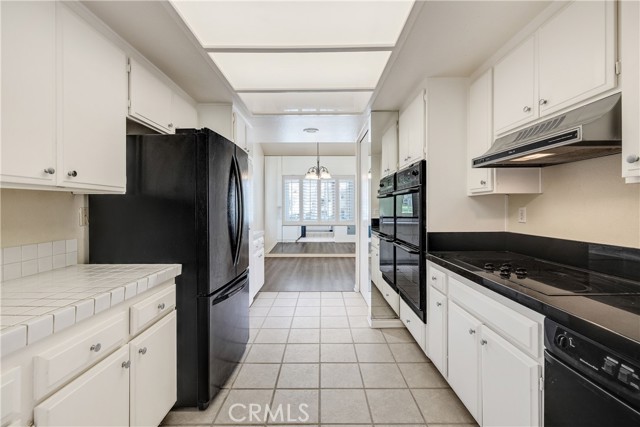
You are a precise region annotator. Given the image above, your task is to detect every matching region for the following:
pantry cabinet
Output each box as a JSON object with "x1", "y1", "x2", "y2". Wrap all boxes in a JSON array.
[
  {"x1": 398, "y1": 91, "x2": 425, "y2": 169},
  {"x1": 493, "y1": 0, "x2": 616, "y2": 135},
  {"x1": 381, "y1": 121, "x2": 398, "y2": 177},
  {"x1": 467, "y1": 69, "x2": 541, "y2": 195}
]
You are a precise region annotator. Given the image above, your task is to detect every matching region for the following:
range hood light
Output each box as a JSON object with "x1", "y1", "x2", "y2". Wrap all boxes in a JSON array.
[{"x1": 510, "y1": 153, "x2": 556, "y2": 162}]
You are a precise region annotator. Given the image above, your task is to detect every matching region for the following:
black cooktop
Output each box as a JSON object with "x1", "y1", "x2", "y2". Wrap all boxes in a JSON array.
[{"x1": 453, "y1": 251, "x2": 640, "y2": 296}]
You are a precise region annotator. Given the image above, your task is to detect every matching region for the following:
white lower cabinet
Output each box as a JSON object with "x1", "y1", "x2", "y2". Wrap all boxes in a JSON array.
[
  {"x1": 130, "y1": 311, "x2": 177, "y2": 427},
  {"x1": 34, "y1": 346, "x2": 130, "y2": 427},
  {"x1": 399, "y1": 298, "x2": 425, "y2": 350},
  {"x1": 1, "y1": 367, "x2": 22, "y2": 426},
  {"x1": 426, "y1": 286, "x2": 447, "y2": 376}
]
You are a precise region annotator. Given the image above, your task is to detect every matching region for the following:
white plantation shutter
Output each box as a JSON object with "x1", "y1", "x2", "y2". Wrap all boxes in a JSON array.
[
  {"x1": 283, "y1": 175, "x2": 355, "y2": 224},
  {"x1": 283, "y1": 178, "x2": 300, "y2": 222},
  {"x1": 339, "y1": 178, "x2": 355, "y2": 221},
  {"x1": 302, "y1": 179, "x2": 318, "y2": 221},
  {"x1": 320, "y1": 179, "x2": 336, "y2": 221}
]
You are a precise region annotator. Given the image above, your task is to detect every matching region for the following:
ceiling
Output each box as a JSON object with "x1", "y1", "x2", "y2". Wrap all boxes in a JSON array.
[{"x1": 82, "y1": 1, "x2": 552, "y2": 149}]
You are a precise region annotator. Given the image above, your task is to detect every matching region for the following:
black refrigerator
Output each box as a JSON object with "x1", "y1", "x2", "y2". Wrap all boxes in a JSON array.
[{"x1": 89, "y1": 128, "x2": 249, "y2": 409}]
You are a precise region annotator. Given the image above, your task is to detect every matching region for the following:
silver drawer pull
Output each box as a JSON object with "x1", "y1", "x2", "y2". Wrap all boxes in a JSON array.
[
  {"x1": 122, "y1": 360, "x2": 131, "y2": 369},
  {"x1": 431, "y1": 276, "x2": 437, "y2": 281},
  {"x1": 405, "y1": 319, "x2": 411, "y2": 323},
  {"x1": 468, "y1": 329, "x2": 476, "y2": 335},
  {"x1": 385, "y1": 293, "x2": 389, "y2": 297},
  {"x1": 44, "y1": 167, "x2": 55, "y2": 174},
  {"x1": 522, "y1": 106, "x2": 531, "y2": 113},
  {"x1": 139, "y1": 347, "x2": 147, "y2": 355},
  {"x1": 480, "y1": 339, "x2": 488, "y2": 346},
  {"x1": 67, "y1": 170, "x2": 78, "y2": 177},
  {"x1": 90, "y1": 343, "x2": 102, "y2": 352},
  {"x1": 436, "y1": 302, "x2": 442, "y2": 307},
  {"x1": 158, "y1": 302, "x2": 166, "y2": 310},
  {"x1": 626, "y1": 155, "x2": 640, "y2": 164},
  {"x1": 539, "y1": 99, "x2": 548, "y2": 106}
]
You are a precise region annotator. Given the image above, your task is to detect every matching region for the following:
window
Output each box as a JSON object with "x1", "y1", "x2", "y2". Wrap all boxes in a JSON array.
[{"x1": 283, "y1": 176, "x2": 355, "y2": 224}]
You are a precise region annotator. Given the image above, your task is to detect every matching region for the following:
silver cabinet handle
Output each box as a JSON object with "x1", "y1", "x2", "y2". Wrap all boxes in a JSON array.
[
  {"x1": 44, "y1": 167, "x2": 55, "y2": 174},
  {"x1": 90, "y1": 343, "x2": 101, "y2": 352},
  {"x1": 385, "y1": 293, "x2": 389, "y2": 297},
  {"x1": 139, "y1": 347, "x2": 147, "y2": 355},
  {"x1": 480, "y1": 180, "x2": 486, "y2": 185},
  {"x1": 468, "y1": 329, "x2": 476, "y2": 335},
  {"x1": 539, "y1": 99, "x2": 548, "y2": 106},
  {"x1": 168, "y1": 123, "x2": 174, "y2": 128},
  {"x1": 522, "y1": 106, "x2": 531, "y2": 113},
  {"x1": 406, "y1": 319, "x2": 411, "y2": 323},
  {"x1": 480, "y1": 339, "x2": 488, "y2": 346},
  {"x1": 626, "y1": 155, "x2": 640, "y2": 164},
  {"x1": 67, "y1": 170, "x2": 77, "y2": 177},
  {"x1": 436, "y1": 301, "x2": 442, "y2": 307},
  {"x1": 158, "y1": 302, "x2": 166, "y2": 310},
  {"x1": 122, "y1": 360, "x2": 131, "y2": 369},
  {"x1": 431, "y1": 276, "x2": 437, "y2": 281}
]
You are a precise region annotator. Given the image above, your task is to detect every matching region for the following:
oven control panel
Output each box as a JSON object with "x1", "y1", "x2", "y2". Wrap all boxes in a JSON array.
[
  {"x1": 396, "y1": 161, "x2": 425, "y2": 191},
  {"x1": 545, "y1": 319, "x2": 640, "y2": 409},
  {"x1": 378, "y1": 174, "x2": 395, "y2": 196}
]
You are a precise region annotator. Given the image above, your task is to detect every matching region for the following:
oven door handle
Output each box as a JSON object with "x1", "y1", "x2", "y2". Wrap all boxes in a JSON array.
[
  {"x1": 392, "y1": 188, "x2": 418, "y2": 196},
  {"x1": 380, "y1": 236, "x2": 394, "y2": 243},
  {"x1": 393, "y1": 241, "x2": 420, "y2": 254}
]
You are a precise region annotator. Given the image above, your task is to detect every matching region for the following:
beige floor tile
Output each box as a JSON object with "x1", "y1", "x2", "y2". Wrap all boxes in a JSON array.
[
  {"x1": 297, "y1": 299, "x2": 321, "y2": 307},
  {"x1": 359, "y1": 363, "x2": 406, "y2": 388},
  {"x1": 278, "y1": 292, "x2": 300, "y2": 299},
  {"x1": 320, "y1": 389, "x2": 371, "y2": 423},
  {"x1": 221, "y1": 364, "x2": 242, "y2": 388},
  {"x1": 346, "y1": 306, "x2": 368, "y2": 316},
  {"x1": 428, "y1": 425, "x2": 478, "y2": 427},
  {"x1": 250, "y1": 316, "x2": 266, "y2": 329},
  {"x1": 348, "y1": 316, "x2": 370, "y2": 328},
  {"x1": 320, "y1": 316, "x2": 350, "y2": 328},
  {"x1": 284, "y1": 344, "x2": 320, "y2": 363},
  {"x1": 248, "y1": 328, "x2": 258, "y2": 344},
  {"x1": 355, "y1": 343, "x2": 395, "y2": 362},
  {"x1": 233, "y1": 364, "x2": 280, "y2": 388},
  {"x1": 321, "y1": 298, "x2": 345, "y2": 307},
  {"x1": 295, "y1": 306, "x2": 321, "y2": 316},
  {"x1": 344, "y1": 298, "x2": 367, "y2": 307},
  {"x1": 320, "y1": 328, "x2": 353, "y2": 343},
  {"x1": 342, "y1": 292, "x2": 362, "y2": 299},
  {"x1": 366, "y1": 389, "x2": 424, "y2": 423},
  {"x1": 288, "y1": 329, "x2": 320, "y2": 343},
  {"x1": 268, "y1": 306, "x2": 296, "y2": 317},
  {"x1": 240, "y1": 345, "x2": 252, "y2": 363},
  {"x1": 389, "y1": 343, "x2": 429, "y2": 363},
  {"x1": 298, "y1": 292, "x2": 321, "y2": 298},
  {"x1": 411, "y1": 389, "x2": 475, "y2": 424},
  {"x1": 350, "y1": 328, "x2": 386, "y2": 343},
  {"x1": 244, "y1": 344, "x2": 285, "y2": 363},
  {"x1": 321, "y1": 306, "x2": 347, "y2": 316},
  {"x1": 252, "y1": 299, "x2": 274, "y2": 308},
  {"x1": 382, "y1": 328, "x2": 414, "y2": 343},
  {"x1": 250, "y1": 307, "x2": 270, "y2": 317},
  {"x1": 321, "y1": 363, "x2": 363, "y2": 388},
  {"x1": 320, "y1": 343, "x2": 357, "y2": 363},
  {"x1": 277, "y1": 364, "x2": 319, "y2": 388},
  {"x1": 291, "y1": 316, "x2": 320, "y2": 329},
  {"x1": 321, "y1": 292, "x2": 343, "y2": 298},
  {"x1": 269, "y1": 389, "x2": 319, "y2": 424},
  {"x1": 398, "y1": 363, "x2": 448, "y2": 388},
  {"x1": 272, "y1": 298, "x2": 297, "y2": 307},
  {"x1": 215, "y1": 389, "x2": 273, "y2": 424},
  {"x1": 262, "y1": 316, "x2": 293, "y2": 329},
  {"x1": 257, "y1": 292, "x2": 278, "y2": 299},
  {"x1": 254, "y1": 329, "x2": 290, "y2": 344},
  {"x1": 162, "y1": 389, "x2": 228, "y2": 425}
]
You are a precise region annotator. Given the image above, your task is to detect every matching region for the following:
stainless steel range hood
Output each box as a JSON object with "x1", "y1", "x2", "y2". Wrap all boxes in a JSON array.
[{"x1": 472, "y1": 93, "x2": 621, "y2": 168}]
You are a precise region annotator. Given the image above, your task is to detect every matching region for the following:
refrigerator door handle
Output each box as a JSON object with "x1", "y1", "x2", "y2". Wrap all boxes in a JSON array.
[
  {"x1": 233, "y1": 155, "x2": 245, "y2": 266},
  {"x1": 211, "y1": 277, "x2": 248, "y2": 305},
  {"x1": 228, "y1": 156, "x2": 241, "y2": 266}
]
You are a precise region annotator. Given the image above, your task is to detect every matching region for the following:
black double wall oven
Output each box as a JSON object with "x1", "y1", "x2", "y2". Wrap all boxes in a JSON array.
[
  {"x1": 393, "y1": 161, "x2": 426, "y2": 321},
  {"x1": 377, "y1": 174, "x2": 396, "y2": 290}
]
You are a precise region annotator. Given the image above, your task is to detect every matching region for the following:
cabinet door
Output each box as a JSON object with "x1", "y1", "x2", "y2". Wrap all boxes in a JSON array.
[
  {"x1": 380, "y1": 123, "x2": 397, "y2": 176},
  {"x1": 59, "y1": 4, "x2": 127, "y2": 191},
  {"x1": 129, "y1": 58, "x2": 173, "y2": 133},
  {"x1": 398, "y1": 92, "x2": 425, "y2": 168},
  {"x1": 1, "y1": 1, "x2": 57, "y2": 186},
  {"x1": 34, "y1": 346, "x2": 130, "y2": 427},
  {"x1": 467, "y1": 69, "x2": 494, "y2": 193},
  {"x1": 129, "y1": 311, "x2": 177, "y2": 427},
  {"x1": 493, "y1": 36, "x2": 536, "y2": 134},
  {"x1": 171, "y1": 92, "x2": 198, "y2": 130},
  {"x1": 399, "y1": 298, "x2": 425, "y2": 351},
  {"x1": 538, "y1": 0, "x2": 616, "y2": 116},
  {"x1": 427, "y1": 286, "x2": 447, "y2": 376},
  {"x1": 480, "y1": 326, "x2": 540, "y2": 427},
  {"x1": 447, "y1": 302, "x2": 482, "y2": 423},
  {"x1": 621, "y1": 0, "x2": 640, "y2": 180}
]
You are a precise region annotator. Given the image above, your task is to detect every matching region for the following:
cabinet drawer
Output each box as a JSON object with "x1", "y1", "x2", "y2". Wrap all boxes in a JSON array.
[
  {"x1": 380, "y1": 281, "x2": 399, "y2": 316},
  {"x1": 399, "y1": 298, "x2": 425, "y2": 350},
  {"x1": 427, "y1": 263, "x2": 447, "y2": 293},
  {"x1": 448, "y1": 277, "x2": 539, "y2": 357},
  {"x1": 130, "y1": 285, "x2": 176, "y2": 336},
  {"x1": 1, "y1": 367, "x2": 21, "y2": 426},
  {"x1": 34, "y1": 313, "x2": 127, "y2": 400}
]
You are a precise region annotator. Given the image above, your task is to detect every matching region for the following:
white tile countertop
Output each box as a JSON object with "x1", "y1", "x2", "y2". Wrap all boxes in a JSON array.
[{"x1": 0, "y1": 264, "x2": 181, "y2": 357}]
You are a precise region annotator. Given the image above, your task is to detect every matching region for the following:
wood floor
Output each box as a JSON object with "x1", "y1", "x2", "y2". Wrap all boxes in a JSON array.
[
  {"x1": 262, "y1": 257, "x2": 355, "y2": 292},
  {"x1": 269, "y1": 242, "x2": 355, "y2": 255}
]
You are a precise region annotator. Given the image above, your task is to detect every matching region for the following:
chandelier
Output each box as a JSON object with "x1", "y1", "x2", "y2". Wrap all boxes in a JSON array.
[{"x1": 304, "y1": 140, "x2": 332, "y2": 180}]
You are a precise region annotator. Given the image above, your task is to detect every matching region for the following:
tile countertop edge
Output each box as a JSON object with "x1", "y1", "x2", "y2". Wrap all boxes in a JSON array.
[
  {"x1": 426, "y1": 254, "x2": 640, "y2": 360},
  {"x1": 0, "y1": 264, "x2": 181, "y2": 358}
]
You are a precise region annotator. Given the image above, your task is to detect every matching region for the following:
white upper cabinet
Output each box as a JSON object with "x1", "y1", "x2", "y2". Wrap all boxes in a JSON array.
[
  {"x1": 232, "y1": 110, "x2": 252, "y2": 155},
  {"x1": 381, "y1": 122, "x2": 398, "y2": 177},
  {"x1": 621, "y1": 0, "x2": 640, "y2": 183},
  {"x1": 171, "y1": 93, "x2": 198, "y2": 130},
  {"x1": 468, "y1": 69, "x2": 541, "y2": 195},
  {"x1": 493, "y1": 0, "x2": 617, "y2": 135},
  {"x1": 59, "y1": 4, "x2": 127, "y2": 191},
  {"x1": 538, "y1": 0, "x2": 616, "y2": 116},
  {"x1": 493, "y1": 36, "x2": 537, "y2": 134},
  {"x1": 1, "y1": 1, "x2": 57, "y2": 186},
  {"x1": 129, "y1": 59, "x2": 174, "y2": 134},
  {"x1": 398, "y1": 91, "x2": 425, "y2": 169}
]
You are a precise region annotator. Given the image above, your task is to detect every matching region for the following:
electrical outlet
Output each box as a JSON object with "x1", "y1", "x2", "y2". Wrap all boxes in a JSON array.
[
  {"x1": 79, "y1": 207, "x2": 89, "y2": 227},
  {"x1": 518, "y1": 207, "x2": 527, "y2": 223}
]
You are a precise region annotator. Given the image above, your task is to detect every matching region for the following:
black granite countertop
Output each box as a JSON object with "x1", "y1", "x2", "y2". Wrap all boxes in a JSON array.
[{"x1": 427, "y1": 251, "x2": 640, "y2": 362}]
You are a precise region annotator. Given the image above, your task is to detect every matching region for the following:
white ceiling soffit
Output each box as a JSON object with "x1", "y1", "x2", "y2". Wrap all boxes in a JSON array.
[
  {"x1": 239, "y1": 91, "x2": 373, "y2": 115},
  {"x1": 261, "y1": 143, "x2": 355, "y2": 156},
  {"x1": 170, "y1": 1, "x2": 413, "y2": 49},
  {"x1": 251, "y1": 115, "x2": 364, "y2": 144},
  {"x1": 210, "y1": 51, "x2": 390, "y2": 91}
]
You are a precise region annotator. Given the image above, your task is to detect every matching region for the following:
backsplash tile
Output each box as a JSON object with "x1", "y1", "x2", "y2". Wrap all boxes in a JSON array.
[{"x1": 1, "y1": 239, "x2": 78, "y2": 282}]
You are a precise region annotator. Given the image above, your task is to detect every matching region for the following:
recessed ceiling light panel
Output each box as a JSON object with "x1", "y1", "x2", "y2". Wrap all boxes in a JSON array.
[{"x1": 238, "y1": 91, "x2": 373, "y2": 115}]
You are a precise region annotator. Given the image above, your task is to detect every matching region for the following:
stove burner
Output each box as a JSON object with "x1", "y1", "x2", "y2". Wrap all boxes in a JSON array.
[
  {"x1": 501, "y1": 263, "x2": 512, "y2": 269},
  {"x1": 484, "y1": 263, "x2": 496, "y2": 272},
  {"x1": 515, "y1": 267, "x2": 528, "y2": 279},
  {"x1": 499, "y1": 268, "x2": 511, "y2": 278}
]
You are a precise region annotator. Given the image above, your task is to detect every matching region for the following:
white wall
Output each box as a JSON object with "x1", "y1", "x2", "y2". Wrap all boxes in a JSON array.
[{"x1": 251, "y1": 143, "x2": 265, "y2": 233}]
